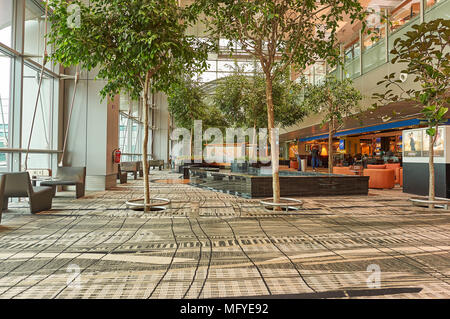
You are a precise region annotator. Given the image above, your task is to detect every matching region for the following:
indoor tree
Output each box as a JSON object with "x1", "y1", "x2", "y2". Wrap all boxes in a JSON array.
[
  {"x1": 197, "y1": 0, "x2": 366, "y2": 204},
  {"x1": 47, "y1": 0, "x2": 208, "y2": 211},
  {"x1": 302, "y1": 77, "x2": 362, "y2": 173},
  {"x1": 214, "y1": 64, "x2": 306, "y2": 131},
  {"x1": 167, "y1": 75, "x2": 227, "y2": 159},
  {"x1": 372, "y1": 18, "x2": 449, "y2": 205}
]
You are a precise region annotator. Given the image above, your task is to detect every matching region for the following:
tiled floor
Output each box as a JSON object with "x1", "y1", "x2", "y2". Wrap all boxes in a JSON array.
[{"x1": 0, "y1": 170, "x2": 449, "y2": 299}]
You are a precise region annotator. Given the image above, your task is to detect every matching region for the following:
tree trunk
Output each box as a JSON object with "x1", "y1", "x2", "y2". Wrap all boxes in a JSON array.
[
  {"x1": 252, "y1": 122, "x2": 257, "y2": 161},
  {"x1": 265, "y1": 75, "x2": 280, "y2": 205},
  {"x1": 428, "y1": 126, "x2": 436, "y2": 209},
  {"x1": 142, "y1": 74, "x2": 151, "y2": 212},
  {"x1": 328, "y1": 128, "x2": 333, "y2": 174}
]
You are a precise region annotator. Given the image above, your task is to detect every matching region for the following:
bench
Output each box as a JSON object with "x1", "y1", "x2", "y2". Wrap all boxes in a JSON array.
[
  {"x1": 148, "y1": 160, "x2": 164, "y2": 171},
  {"x1": 117, "y1": 164, "x2": 128, "y2": 184},
  {"x1": 0, "y1": 172, "x2": 54, "y2": 215},
  {"x1": 121, "y1": 162, "x2": 138, "y2": 180},
  {"x1": 137, "y1": 160, "x2": 165, "y2": 177},
  {"x1": 27, "y1": 169, "x2": 52, "y2": 186},
  {"x1": 40, "y1": 167, "x2": 86, "y2": 199}
]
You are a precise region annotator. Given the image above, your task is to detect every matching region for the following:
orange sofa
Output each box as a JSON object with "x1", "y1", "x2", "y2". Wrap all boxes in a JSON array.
[
  {"x1": 364, "y1": 169, "x2": 396, "y2": 189},
  {"x1": 367, "y1": 164, "x2": 402, "y2": 184},
  {"x1": 333, "y1": 166, "x2": 355, "y2": 175},
  {"x1": 399, "y1": 168, "x2": 403, "y2": 187},
  {"x1": 386, "y1": 163, "x2": 401, "y2": 184}
]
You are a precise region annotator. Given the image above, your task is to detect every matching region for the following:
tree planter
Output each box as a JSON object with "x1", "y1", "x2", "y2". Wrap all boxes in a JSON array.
[
  {"x1": 259, "y1": 197, "x2": 303, "y2": 212},
  {"x1": 126, "y1": 198, "x2": 171, "y2": 212},
  {"x1": 409, "y1": 197, "x2": 450, "y2": 210}
]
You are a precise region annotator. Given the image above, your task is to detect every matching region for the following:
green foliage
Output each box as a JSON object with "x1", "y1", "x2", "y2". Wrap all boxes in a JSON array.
[
  {"x1": 47, "y1": 0, "x2": 209, "y2": 99},
  {"x1": 372, "y1": 18, "x2": 450, "y2": 137},
  {"x1": 167, "y1": 76, "x2": 227, "y2": 131},
  {"x1": 302, "y1": 77, "x2": 363, "y2": 132},
  {"x1": 213, "y1": 64, "x2": 307, "y2": 129},
  {"x1": 195, "y1": 0, "x2": 366, "y2": 76}
]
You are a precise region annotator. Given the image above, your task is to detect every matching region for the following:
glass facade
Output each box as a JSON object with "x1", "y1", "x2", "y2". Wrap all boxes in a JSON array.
[
  {"x1": 119, "y1": 95, "x2": 147, "y2": 162},
  {"x1": 0, "y1": 0, "x2": 13, "y2": 47},
  {"x1": 0, "y1": 0, "x2": 60, "y2": 172},
  {"x1": 324, "y1": 0, "x2": 450, "y2": 82}
]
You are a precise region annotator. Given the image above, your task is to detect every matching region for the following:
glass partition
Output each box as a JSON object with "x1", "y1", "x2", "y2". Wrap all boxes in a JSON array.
[
  {"x1": 362, "y1": 38, "x2": 386, "y2": 73},
  {"x1": 344, "y1": 57, "x2": 360, "y2": 79}
]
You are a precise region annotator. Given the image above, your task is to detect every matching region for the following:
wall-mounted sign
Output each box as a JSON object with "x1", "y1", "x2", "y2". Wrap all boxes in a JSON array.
[
  {"x1": 403, "y1": 127, "x2": 445, "y2": 158},
  {"x1": 339, "y1": 139, "x2": 345, "y2": 151}
]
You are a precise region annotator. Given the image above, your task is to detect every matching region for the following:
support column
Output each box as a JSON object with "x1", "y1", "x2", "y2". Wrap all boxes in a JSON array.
[{"x1": 63, "y1": 68, "x2": 119, "y2": 190}]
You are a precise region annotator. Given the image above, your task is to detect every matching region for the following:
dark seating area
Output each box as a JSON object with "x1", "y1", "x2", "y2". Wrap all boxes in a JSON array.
[
  {"x1": 40, "y1": 167, "x2": 86, "y2": 199},
  {"x1": 0, "y1": 172, "x2": 54, "y2": 215}
]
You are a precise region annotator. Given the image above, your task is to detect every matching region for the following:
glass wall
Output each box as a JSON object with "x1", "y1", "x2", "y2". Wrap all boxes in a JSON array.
[
  {"x1": 0, "y1": 54, "x2": 11, "y2": 171},
  {"x1": 119, "y1": 94, "x2": 147, "y2": 162},
  {"x1": 0, "y1": 0, "x2": 13, "y2": 47},
  {"x1": 22, "y1": 64, "x2": 54, "y2": 150},
  {"x1": 0, "y1": 0, "x2": 61, "y2": 173},
  {"x1": 326, "y1": 0, "x2": 449, "y2": 81}
]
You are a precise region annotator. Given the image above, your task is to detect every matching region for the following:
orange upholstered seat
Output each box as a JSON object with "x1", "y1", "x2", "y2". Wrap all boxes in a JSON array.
[
  {"x1": 367, "y1": 164, "x2": 386, "y2": 169},
  {"x1": 385, "y1": 163, "x2": 401, "y2": 184},
  {"x1": 333, "y1": 166, "x2": 354, "y2": 175},
  {"x1": 399, "y1": 168, "x2": 403, "y2": 187},
  {"x1": 290, "y1": 161, "x2": 299, "y2": 170},
  {"x1": 364, "y1": 169, "x2": 395, "y2": 189}
]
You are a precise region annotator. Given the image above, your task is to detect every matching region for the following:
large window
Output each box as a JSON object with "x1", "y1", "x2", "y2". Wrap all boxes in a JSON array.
[
  {"x1": 25, "y1": 0, "x2": 53, "y2": 68},
  {"x1": 0, "y1": 0, "x2": 13, "y2": 47},
  {"x1": 22, "y1": 65, "x2": 55, "y2": 149},
  {"x1": 0, "y1": 1, "x2": 61, "y2": 172},
  {"x1": 0, "y1": 55, "x2": 11, "y2": 171},
  {"x1": 119, "y1": 95, "x2": 146, "y2": 161}
]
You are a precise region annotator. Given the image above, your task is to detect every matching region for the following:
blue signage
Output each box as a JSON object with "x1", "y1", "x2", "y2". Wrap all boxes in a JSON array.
[{"x1": 339, "y1": 139, "x2": 345, "y2": 150}]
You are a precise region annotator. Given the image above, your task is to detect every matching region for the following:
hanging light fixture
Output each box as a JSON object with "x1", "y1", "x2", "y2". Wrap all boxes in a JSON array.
[{"x1": 321, "y1": 144, "x2": 328, "y2": 156}]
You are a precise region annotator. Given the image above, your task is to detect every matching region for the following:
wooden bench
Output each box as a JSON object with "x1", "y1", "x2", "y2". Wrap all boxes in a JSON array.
[
  {"x1": 121, "y1": 162, "x2": 138, "y2": 180},
  {"x1": 117, "y1": 164, "x2": 128, "y2": 184},
  {"x1": 40, "y1": 167, "x2": 86, "y2": 199},
  {"x1": 0, "y1": 172, "x2": 54, "y2": 215},
  {"x1": 148, "y1": 160, "x2": 164, "y2": 171}
]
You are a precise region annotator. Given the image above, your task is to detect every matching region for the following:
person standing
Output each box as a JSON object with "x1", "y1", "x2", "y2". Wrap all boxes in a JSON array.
[
  {"x1": 294, "y1": 148, "x2": 301, "y2": 171},
  {"x1": 311, "y1": 145, "x2": 320, "y2": 172}
]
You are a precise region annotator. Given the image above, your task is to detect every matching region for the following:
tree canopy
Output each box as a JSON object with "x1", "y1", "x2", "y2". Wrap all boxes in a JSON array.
[
  {"x1": 48, "y1": 0, "x2": 209, "y2": 99},
  {"x1": 47, "y1": 0, "x2": 209, "y2": 209},
  {"x1": 213, "y1": 65, "x2": 307, "y2": 129}
]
